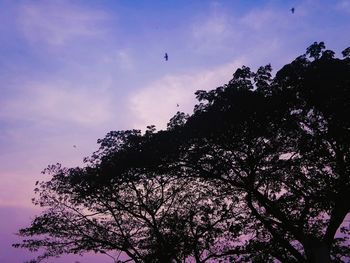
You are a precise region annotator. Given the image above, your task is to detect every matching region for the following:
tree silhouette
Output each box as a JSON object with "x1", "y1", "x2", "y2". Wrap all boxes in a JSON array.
[
  {"x1": 15, "y1": 43, "x2": 350, "y2": 262},
  {"x1": 168, "y1": 42, "x2": 350, "y2": 262},
  {"x1": 14, "y1": 131, "x2": 237, "y2": 263}
]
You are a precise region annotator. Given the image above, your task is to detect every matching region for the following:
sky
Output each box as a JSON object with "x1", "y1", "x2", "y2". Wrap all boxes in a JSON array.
[{"x1": 0, "y1": 0, "x2": 349, "y2": 262}]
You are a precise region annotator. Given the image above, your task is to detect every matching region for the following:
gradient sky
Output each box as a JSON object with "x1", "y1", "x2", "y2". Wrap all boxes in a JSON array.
[{"x1": 0, "y1": 0, "x2": 349, "y2": 262}]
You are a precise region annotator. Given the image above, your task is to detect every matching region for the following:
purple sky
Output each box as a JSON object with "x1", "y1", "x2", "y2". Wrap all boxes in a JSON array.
[{"x1": 1, "y1": 0, "x2": 350, "y2": 262}]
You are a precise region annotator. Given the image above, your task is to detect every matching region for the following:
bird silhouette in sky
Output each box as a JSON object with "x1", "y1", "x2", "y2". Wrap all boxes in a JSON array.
[
  {"x1": 290, "y1": 7, "x2": 295, "y2": 14},
  {"x1": 176, "y1": 103, "x2": 179, "y2": 107},
  {"x1": 164, "y1": 53, "x2": 168, "y2": 61},
  {"x1": 73, "y1": 145, "x2": 77, "y2": 148}
]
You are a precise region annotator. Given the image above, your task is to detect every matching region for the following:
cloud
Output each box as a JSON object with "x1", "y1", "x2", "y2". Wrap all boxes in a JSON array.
[
  {"x1": 0, "y1": 172, "x2": 37, "y2": 207},
  {"x1": 190, "y1": 9, "x2": 239, "y2": 52},
  {"x1": 117, "y1": 50, "x2": 133, "y2": 70},
  {"x1": 17, "y1": 1, "x2": 110, "y2": 46},
  {"x1": 0, "y1": 81, "x2": 113, "y2": 127},
  {"x1": 240, "y1": 9, "x2": 282, "y2": 31},
  {"x1": 188, "y1": 3, "x2": 300, "y2": 63},
  {"x1": 192, "y1": 14, "x2": 230, "y2": 41},
  {"x1": 128, "y1": 59, "x2": 244, "y2": 130},
  {"x1": 336, "y1": 0, "x2": 350, "y2": 13},
  {"x1": 0, "y1": 80, "x2": 117, "y2": 209},
  {"x1": 114, "y1": 50, "x2": 134, "y2": 71}
]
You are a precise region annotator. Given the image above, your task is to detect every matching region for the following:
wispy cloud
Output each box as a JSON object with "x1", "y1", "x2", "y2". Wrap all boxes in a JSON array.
[
  {"x1": 240, "y1": 9, "x2": 281, "y2": 30},
  {"x1": 116, "y1": 50, "x2": 134, "y2": 71},
  {"x1": 336, "y1": 0, "x2": 350, "y2": 13},
  {"x1": 128, "y1": 59, "x2": 244, "y2": 130},
  {"x1": 192, "y1": 15, "x2": 233, "y2": 46},
  {"x1": 17, "y1": 1, "x2": 110, "y2": 46},
  {"x1": 1, "y1": 1, "x2": 129, "y2": 211},
  {"x1": 0, "y1": 80, "x2": 117, "y2": 207},
  {"x1": 187, "y1": 2, "x2": 303, "y2": 66},
  {"x1": 190, "y1": 6, "x2": 239, "y2": 53},
  {"x1": 1, "y1": 81, "x2": 113, "y2": 126}
]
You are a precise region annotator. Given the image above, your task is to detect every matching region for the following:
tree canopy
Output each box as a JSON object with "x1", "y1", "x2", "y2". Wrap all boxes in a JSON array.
[{"x1": 15, "y1": 42, "x2": 350, "y2": 263}]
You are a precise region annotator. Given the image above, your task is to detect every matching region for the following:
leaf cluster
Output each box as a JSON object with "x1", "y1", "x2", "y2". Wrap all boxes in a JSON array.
[{"x1": 15, "y1": 43, "x2": 350, "y2": 263}]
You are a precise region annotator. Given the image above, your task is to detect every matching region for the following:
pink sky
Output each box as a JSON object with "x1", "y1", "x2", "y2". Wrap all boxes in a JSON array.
[{"x1": 1, "y1": 0, "x2": 350, "y2": 261}]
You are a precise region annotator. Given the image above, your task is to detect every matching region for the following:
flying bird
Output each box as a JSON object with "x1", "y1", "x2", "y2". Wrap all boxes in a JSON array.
[
  {"x1": 164, "y1": 53, "x2": 168, "y2": 61},
  {"x1": 176, "y1": 103, "x2": 179, "y2": 107},
  {"x1": 73, "y1": 145, "x2": 77, "y2": 148},
  {"x1": 290, "y1": 7, "x2": 295, "y2": 14}
]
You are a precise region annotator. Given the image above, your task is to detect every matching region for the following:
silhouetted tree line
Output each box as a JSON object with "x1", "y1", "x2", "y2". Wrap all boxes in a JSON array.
[{"x1": 15, "y1": 42, "x2": 350, "y2": 263}]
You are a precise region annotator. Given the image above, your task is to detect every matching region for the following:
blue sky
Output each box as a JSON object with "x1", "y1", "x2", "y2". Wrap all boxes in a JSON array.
[{"x1": 0, "y1": 0, "x2": 349, "y2": 262}]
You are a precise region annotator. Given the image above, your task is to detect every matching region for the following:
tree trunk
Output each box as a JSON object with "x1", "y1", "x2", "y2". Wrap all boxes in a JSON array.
[{"x1": 304, "y1": 237, "x2": 331, "y2": 263}]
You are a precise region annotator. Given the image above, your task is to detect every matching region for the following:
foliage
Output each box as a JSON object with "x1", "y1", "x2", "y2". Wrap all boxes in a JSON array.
[
  {"x1": 15, "y1": 149, "x2": 238, "y2": 263},
  {"x1": 176, "y1": 42, "x2": 350, "y2": 262},
  {"x1": 15, "y1": 42, "x2": 350, "y2": 263}
]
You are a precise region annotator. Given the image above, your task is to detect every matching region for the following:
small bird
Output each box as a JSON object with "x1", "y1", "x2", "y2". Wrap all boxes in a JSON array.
[
  {"x1": 290, "y1": 7, "x2": 295, "y2": 14},
  {"x1": 73, "y1": 145, "x2": 77, "y2": 148},
  {"x1": 164, "y1": 53, "x2": 168, "y2": 61},
  {"x1": 176, "y1": 103, "x2": 179, "y2": 107}
]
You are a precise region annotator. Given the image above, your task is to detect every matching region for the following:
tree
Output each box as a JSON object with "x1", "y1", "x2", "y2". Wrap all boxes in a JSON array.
[
  {"x1": 14, "y1": 131, "x2": 238, "y2": 263},
  {"x1": 15, "y1": 43, "x2": 350, "y2": 262},
  {"x1": 170, "y1": 42, "x2": 350, "y2": 262},
  {"x1": 342, "y1": 47, "x2": 350, "y2": 59},
  {"x1": 306, "y1": 41, "x2": 325, "y2": 60}
]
